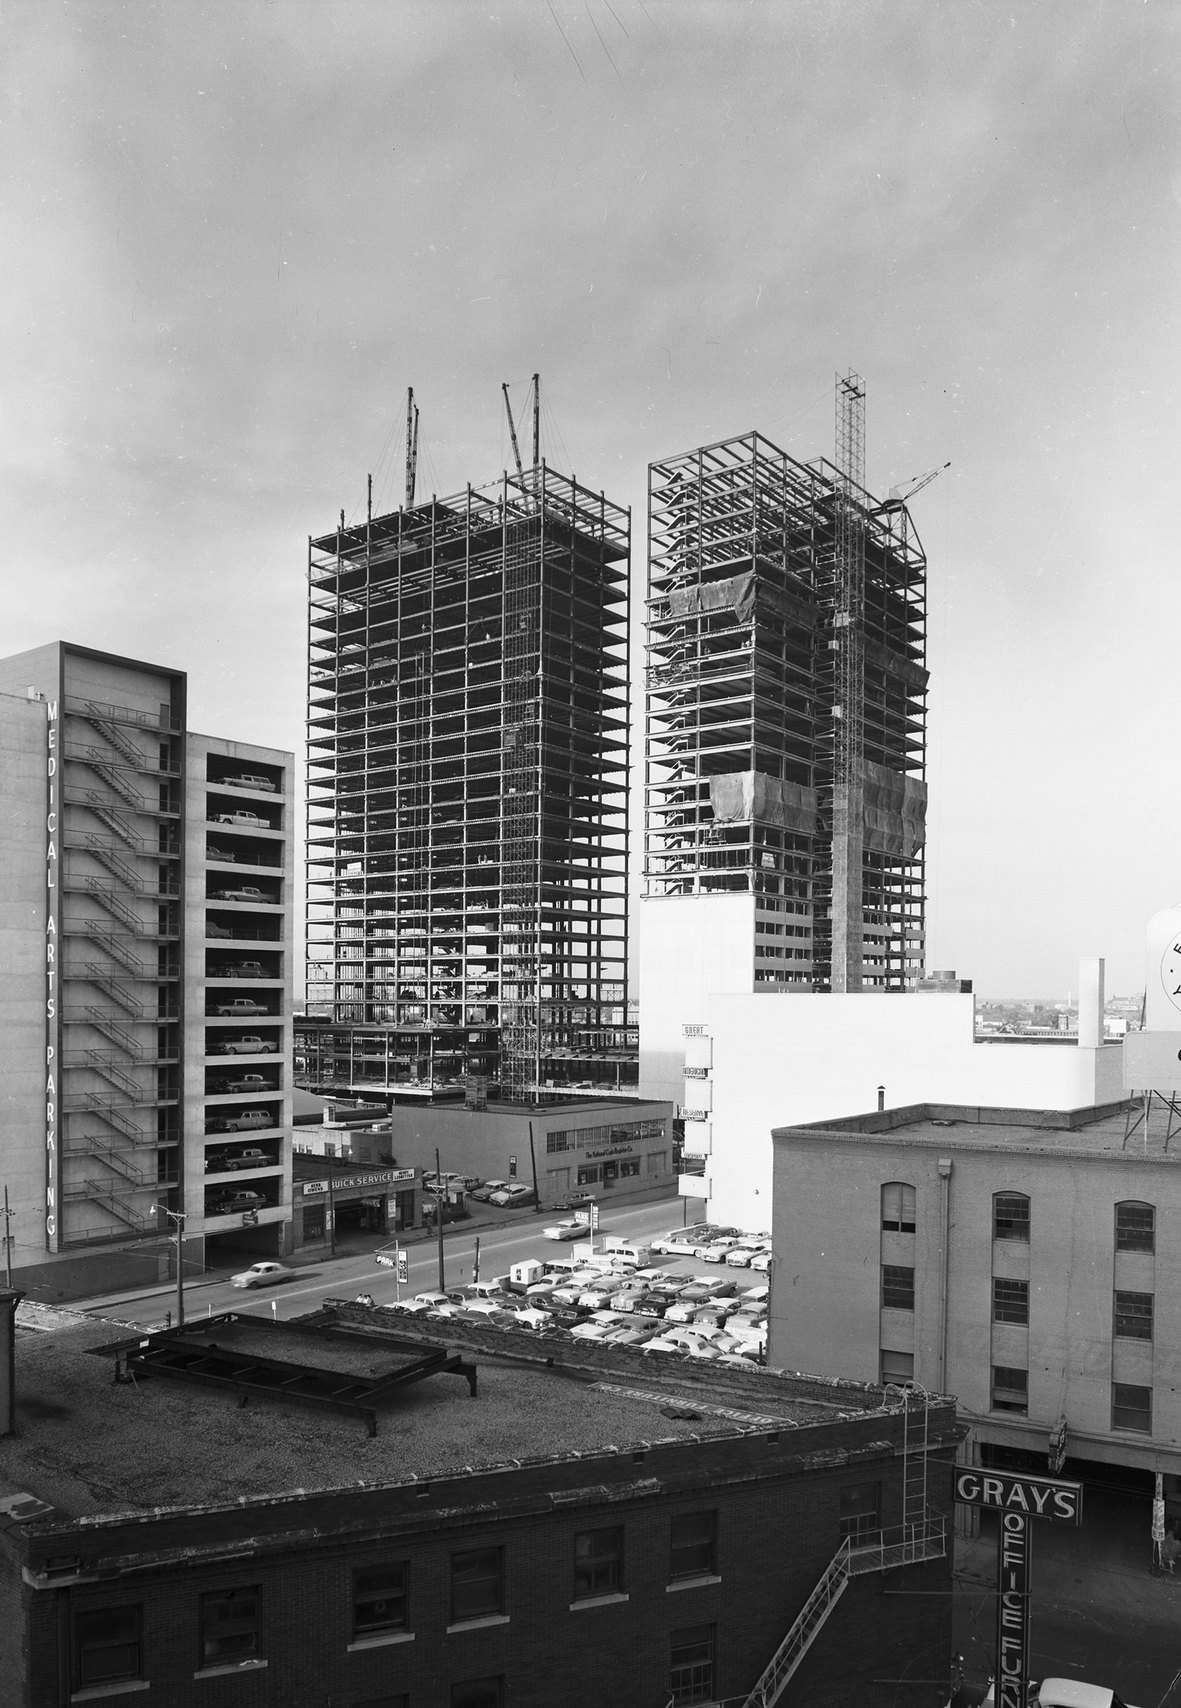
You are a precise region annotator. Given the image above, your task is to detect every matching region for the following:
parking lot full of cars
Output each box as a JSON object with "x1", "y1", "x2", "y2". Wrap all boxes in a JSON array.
[{"x1": 370, "y1": 1220, "x2": 772, "y2": 1368}]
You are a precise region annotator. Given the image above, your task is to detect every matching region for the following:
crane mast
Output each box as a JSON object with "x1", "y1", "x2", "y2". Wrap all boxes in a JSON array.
[
  {"x1": 830, "y1": 370, "x2": 867, "y2": 993},
  {"x1": 404, "y1": 387, "x2": 419, "y2": 509}
]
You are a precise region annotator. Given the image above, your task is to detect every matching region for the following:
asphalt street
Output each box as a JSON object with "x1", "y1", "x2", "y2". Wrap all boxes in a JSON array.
[{"x1": 76, "y1": 1194, "x2": 708, "y2": 1326}]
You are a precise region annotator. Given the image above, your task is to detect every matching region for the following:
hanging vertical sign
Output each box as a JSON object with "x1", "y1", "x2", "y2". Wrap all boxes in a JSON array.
[
  {"x1": 45, "y1": 698, "x2": 61, "y2": 1252},
  {"x1": 995, "y1": 1511, "x2": 1031, "y2": 1708}
]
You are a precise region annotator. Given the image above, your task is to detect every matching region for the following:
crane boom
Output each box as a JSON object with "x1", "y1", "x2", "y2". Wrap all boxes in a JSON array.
[
  {"x1": 502, "y1": 382, "x2": 526, "y2": 488},
  {"x1": 404, "y1": 387, "x2": 419, "y2": 509}
]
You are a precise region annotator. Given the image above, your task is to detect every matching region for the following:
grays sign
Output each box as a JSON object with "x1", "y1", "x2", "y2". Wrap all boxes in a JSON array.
[{"x1": 954, "y1": 1468, "x2": 1082, "y2": 1525}]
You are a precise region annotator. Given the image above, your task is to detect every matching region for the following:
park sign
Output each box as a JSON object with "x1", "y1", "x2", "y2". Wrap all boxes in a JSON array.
[{"x1": 954, "y1": 1468, "x2": 1082, "y2": 1525}]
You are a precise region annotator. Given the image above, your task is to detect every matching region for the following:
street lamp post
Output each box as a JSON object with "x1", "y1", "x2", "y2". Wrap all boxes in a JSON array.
[{"x1": 163, "y1": 1208, "x2": 186, "y2": 1328}]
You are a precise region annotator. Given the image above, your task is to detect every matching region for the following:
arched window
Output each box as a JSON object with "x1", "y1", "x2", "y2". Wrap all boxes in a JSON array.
[
  {"x1": 881, "y1": 1182, "x2": 916, "y2": 1233},
  {"x1": 1115, "y1": 1201, "x2": 1155, "y2": 1254},
  {"x1": 993, "y1": 1192, "x2": 1030, "y2": 1242}
]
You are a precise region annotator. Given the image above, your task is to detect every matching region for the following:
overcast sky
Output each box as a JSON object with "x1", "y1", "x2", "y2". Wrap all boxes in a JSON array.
[{"x1": 4, "y1": 0, "x2": 1177, "y2": 998}]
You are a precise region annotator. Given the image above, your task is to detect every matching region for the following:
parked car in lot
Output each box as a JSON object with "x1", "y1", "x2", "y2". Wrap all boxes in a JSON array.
[
  {"x1": 212, "y1": 997, "x2": 268, "y2": 1017},
  {"x1": 488, "y1": 1184, "x2": 535, "y2": 1207},
  {"x1": 724, "y1": 1246, "x2": 763, "y2": 1268},
  {"x1": 468, "y1": 1180, "x2": 508, "y2": 1202},
  {"x1": 543, "y1": 1219, "x2": 587, "y2": 1241},
  {"x1": 211, "y1": 1034, "x2": 277, "y2": 1055},
  {"x1": 231, "y1": 1261, "x2": 293, "y2": 1289},
  {"x1": 211, "y1": 885, "x2": 271, "y2": 904},
  {"x1": 551, "y1": 1191, "x2": 597, "y2": 1213},
  {"x1": 750, "y1": 1251, "x2": 773, "y2": 1272},
  {"x1": 222, "y1": 772, "x2": 277, "y2": 792}
]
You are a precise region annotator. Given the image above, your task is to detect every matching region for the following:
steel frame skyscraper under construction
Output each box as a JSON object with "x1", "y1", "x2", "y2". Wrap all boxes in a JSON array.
[
  {"x1": 643, "y1": 386, "x2": 928, "y2": 1003},
  {"x1": 305, "y1": 462, "x2": 631, "y2": 1104}
]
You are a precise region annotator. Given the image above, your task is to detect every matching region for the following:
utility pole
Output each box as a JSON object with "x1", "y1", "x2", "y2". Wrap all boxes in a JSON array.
[
  {"x1": 435, "y1": 1147, "x2": 446, "y2": 1293},
  {"x1": 163, "y1": 1208, "x2": 186, "y2": 1328},
  {"x1": 1, "y1": 1188, "x2": 13, "y2": 1288}
]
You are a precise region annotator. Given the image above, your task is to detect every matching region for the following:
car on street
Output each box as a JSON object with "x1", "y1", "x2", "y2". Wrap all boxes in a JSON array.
[
  {"x1": 231, "y1": 1261, "x2": 294, "y2": 1289},
  {"x1": 973, "y1": 1684, "x2": 1138, "y2": 1708},
  {"x1": 488, "y1": 1184, "x2": 536, "y2": 1207},
  {"x1": 551, "y1": 1191, "x2": 597, "y2": 1212},
  {"x1": 543, "y1": 1219, "x2": 588, "y2": 1241}
]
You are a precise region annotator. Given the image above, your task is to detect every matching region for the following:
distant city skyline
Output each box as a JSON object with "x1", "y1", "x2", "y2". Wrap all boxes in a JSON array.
[{"x1": 4, "y1": 2, "x2": 1177, "y2": 997}]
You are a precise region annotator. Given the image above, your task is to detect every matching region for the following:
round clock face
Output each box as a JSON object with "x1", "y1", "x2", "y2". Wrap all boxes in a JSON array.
[{"x1": 1162, "y1": 939, "x2": 1181, "y2": 1012}]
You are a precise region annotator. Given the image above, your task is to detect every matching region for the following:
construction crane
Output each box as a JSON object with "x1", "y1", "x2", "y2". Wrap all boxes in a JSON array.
[
  {"x1": 874, "y1": 461, "x2": 950, "y2": 513},
  {"x1": 403, "y1": 387, "x2": 420, "y2": 509},
  {"x1": 830, "y1": 370, "x2": 867, "y2": 994},
  {"x1": 501, "y1": 373, "x2": 541, "y2": 492}
]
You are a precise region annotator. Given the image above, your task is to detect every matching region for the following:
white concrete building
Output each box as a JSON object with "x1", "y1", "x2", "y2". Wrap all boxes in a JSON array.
[{"x1": 679, "y1": 962, "x2": 1124, "y2": 1232}]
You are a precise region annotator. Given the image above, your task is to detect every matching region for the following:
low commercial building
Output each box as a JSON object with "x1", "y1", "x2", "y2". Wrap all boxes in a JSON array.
[
  {"x1": 765, "y1": 1098, "x2": 1181, "y2": 1517},
  {"x1": 291, "y1": 1155, "x2": 420, "y2": 1248},
  {"x1": 0, "y1": 1297, "x2": 961, "y2": 1708},
  {"x1": 0, "y1": 642, "x2": 295, "y2": 1298},
  {"x1": 382, "y1": 1097, "x2": 676, "y2": 1206}
]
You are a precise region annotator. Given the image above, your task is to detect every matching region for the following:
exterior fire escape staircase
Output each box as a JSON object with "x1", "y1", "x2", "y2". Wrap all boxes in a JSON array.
[{"x1": 739, "y1": 1396, "x2": 945, "y2": 1708}]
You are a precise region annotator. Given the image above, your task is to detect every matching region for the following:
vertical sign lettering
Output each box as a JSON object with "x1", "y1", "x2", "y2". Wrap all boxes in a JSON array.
[
  {"x1": 45, "y1": 699, "x2": 60, "y2": 1249},
  {"x1": 995, "y1": 1510, "x2": 1030, "y2": 1708}
]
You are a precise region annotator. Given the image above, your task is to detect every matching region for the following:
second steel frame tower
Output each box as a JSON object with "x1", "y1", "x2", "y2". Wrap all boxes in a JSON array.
[{"x1": 306, "y1": 464, "x2": 631, "y2": 1103}]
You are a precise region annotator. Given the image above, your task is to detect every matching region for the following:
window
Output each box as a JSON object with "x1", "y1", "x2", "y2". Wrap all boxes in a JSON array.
[
  {"x1": 1112, "y1": 1383, "x2": 1152, "y2": 1433},
  {"x1": 881, "y1": 1265, "x2": 915, "y2": 1310},
  {"x1": 577, "y1": 1164, "x2": 601, "y2": 1186},
  {"x1": 838, "y1": 1482, "x2": 881, "y2": 1542},
  {"x1": 1114, "y1": 1291, "x2": 1154, "y2": 1341},
  {"x1": 199, "y1": 1586, "x2": 261, "y2": 1667},
  {"x1": 881, "y1": 1182, "x2": 916, "y2": 1233},
  {"x1": 620, "y1": 1158, "x2": 641, "y2": 1178},
  {"x1": 74, "y1": 1606, "x2": 143, "y2": 1690},
  {"x1": 546, "y1": 1131, "x2": 571, "y2": 1154},
  {"x1": 353, "y1": 1563, "x2": 408, "y2": 1638},
  {"x1": 992, "y1": 1278, "x2": 1029, "y2": 1325},
  {"x1": 993, "y1": 1193, "x2": 1030, "y2": 1242},
  {"x1": 451, "y1": 1680, "x2": 503, "y2": 1708},
  {"x1": 450, "y1": 1547, "x2": 504, "y2": 1623},
  {"x1": 991, "y1": 1365, "x2": 1028, "y2": 1414},
  {"x1": 1116, "y1": 1201, "x2": 1155, "y2": 1253},
  {"x1": 574, "y1": 1526, "x2": 624, "y2": 1599},
  {"x1": 879, "y1": 1349, "x2": 914, "y2": 1385},
  {"x1": 669, "y1": 1625, "x2": 715, "y2": 1706},
  {"x1": 670, "y1": 1511, "x2": 717, "y2": 1580}
]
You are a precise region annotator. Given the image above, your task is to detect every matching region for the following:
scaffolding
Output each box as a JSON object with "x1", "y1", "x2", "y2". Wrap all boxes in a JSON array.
[
  {"x1": 644, "y1": 423, "x2": 927, "y2": 992},
  {"x1": 306, "y1": 464, "x2": 631, "y2": 1102}
]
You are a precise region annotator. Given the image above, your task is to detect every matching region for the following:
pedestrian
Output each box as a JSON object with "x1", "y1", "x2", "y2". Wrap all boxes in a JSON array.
[{"x1": 1162, "y1": 1526, "x2": 1180, "y2": 1573}]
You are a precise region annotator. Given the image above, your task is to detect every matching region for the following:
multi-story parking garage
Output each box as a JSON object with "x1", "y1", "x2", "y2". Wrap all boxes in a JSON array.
[{"x1": 0, "y1": 642, "x2": 295, "y2": 1297}]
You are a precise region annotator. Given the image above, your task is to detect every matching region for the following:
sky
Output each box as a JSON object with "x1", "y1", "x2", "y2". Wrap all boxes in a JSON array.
[{"x1": 3, "y1": 0, "x2": 1178, "y2": 999}]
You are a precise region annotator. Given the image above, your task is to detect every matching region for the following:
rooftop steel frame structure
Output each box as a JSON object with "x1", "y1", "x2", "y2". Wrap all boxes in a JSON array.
[
  {"x1": 307, "y1": 464, "x2": 631, "y2": 1102},
  {"x1": 644, "y1": 425, "x2": 927, "y2": 992}
]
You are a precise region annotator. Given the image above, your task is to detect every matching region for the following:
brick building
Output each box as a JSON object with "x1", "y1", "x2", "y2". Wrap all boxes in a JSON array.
[{"x1": 0, "y1": 1299, "x2": 962, "y2": 1708}]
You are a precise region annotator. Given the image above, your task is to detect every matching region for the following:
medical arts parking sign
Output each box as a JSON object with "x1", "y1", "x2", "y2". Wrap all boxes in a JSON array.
[{"x1": 954, "y1": 1469, "x2": 1083, "y2": 1708}]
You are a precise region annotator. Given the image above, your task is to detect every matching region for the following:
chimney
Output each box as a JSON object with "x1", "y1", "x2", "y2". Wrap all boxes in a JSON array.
[{"x1": 1077, "y1": 957, "x2": 1105, "y2": 1048}]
